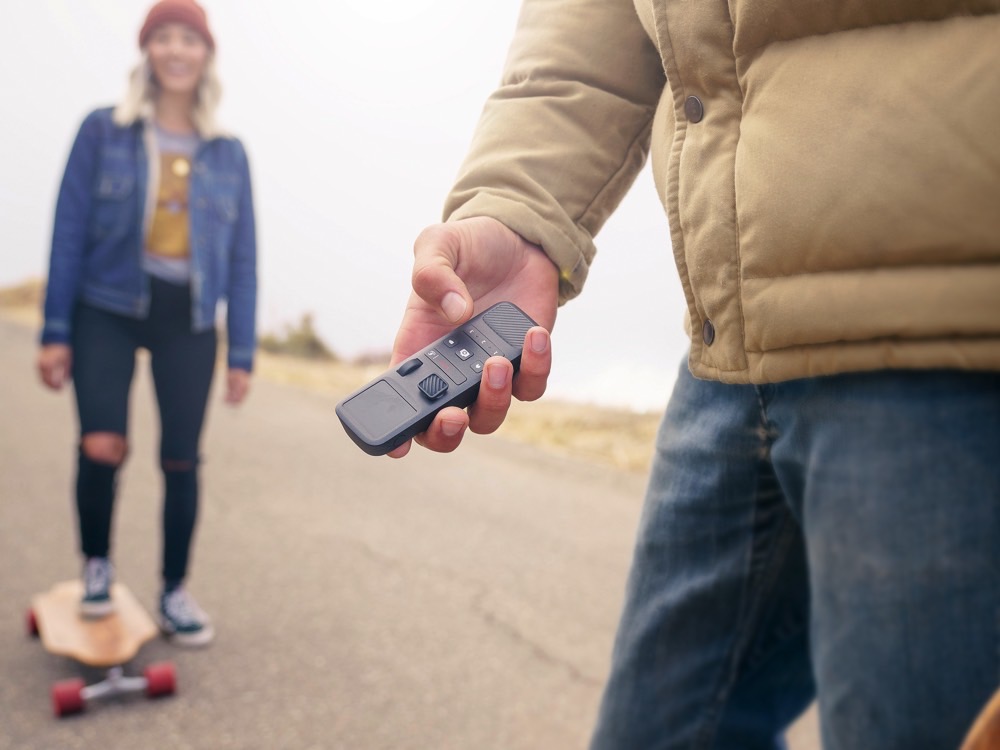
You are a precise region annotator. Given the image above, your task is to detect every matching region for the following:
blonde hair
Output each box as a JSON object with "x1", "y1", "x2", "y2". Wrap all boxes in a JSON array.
[{"x1": 112, "y1": 51, "x2": 224, "y2": 138}]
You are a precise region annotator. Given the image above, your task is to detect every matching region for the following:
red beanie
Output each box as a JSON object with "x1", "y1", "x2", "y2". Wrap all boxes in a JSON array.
[{"x1": 139, "y1": 0, "x2": 215, "y2": 51}]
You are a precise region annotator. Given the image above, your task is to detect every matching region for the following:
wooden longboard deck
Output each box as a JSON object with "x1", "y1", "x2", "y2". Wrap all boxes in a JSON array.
[
  {"x1": 961, "y1": 688, "x2": 1000, "y2": 750},
  {"x1": 32, "y1": 581, "x2": 158, "y2": 668}
]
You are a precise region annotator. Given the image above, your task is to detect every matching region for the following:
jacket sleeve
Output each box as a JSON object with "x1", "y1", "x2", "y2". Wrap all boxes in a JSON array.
[
  {"x1": 42, "y1": 111, "x2": 103, "y2": 345},
  {"x1": 225, "y1": 140, "x2": 258, "y2": 371},
  {"x1": 444, "y1": 0, "x2": 665, "y2": 303}
]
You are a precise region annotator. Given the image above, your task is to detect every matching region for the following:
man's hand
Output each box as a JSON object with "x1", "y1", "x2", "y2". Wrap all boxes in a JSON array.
[
  {"x1": 38, "y1": 344, "x2": 72, "y2": 390},
  {"x1": 225, "y1": 368, "x2": 251, "y2": 405},
  {"x1": 389, "y1": 216, "x2": 560, "y2": 457}
]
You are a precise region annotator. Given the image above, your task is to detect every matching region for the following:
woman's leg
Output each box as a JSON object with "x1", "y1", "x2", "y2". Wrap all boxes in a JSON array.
[
  {"x1": 70, "y1": 304, "x2": 138, "y2": 615},
  {"x1": 145, "y1": 277, "x2": 217, "y2": 587},
  {"x1": 70, "y1": 304, "x2": 137, "y2": 560}
]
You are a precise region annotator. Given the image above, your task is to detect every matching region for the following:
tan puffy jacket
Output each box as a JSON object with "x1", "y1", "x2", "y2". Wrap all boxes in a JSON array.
[{"x1": 445, "y1": 0, "x2": 1000, "y2": 383}]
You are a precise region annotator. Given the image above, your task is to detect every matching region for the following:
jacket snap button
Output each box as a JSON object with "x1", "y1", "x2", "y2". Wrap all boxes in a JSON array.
[
  {"x1": 702, "y1": 319, "x2": 715, "y2": 346},
  {"x1": 685, "y1": 96, "x2": 704, "y2": 123}
]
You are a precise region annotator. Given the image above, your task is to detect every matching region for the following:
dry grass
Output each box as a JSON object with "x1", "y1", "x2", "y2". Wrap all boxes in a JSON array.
[
  {"x1": 253, "y1": 351, "x2": 386, "y2": 398},
  {"x1": 2, "y1": 279, "x2": 659, "y2": 474},
  {"x1": 256, "y1": 348, "x2": 661, "y2": 473},
  {"x1": 0, "y1": 278, "x2": 45, "y2": 327},
  {"x1": 498, "y1": 398, "x2": 660, "y2": 473},
  {"x1": 253, "y1": 348, "x2": 660, "y2": 474}
]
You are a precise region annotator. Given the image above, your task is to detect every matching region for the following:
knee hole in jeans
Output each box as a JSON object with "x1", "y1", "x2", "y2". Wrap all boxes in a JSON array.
[
  {"x1": 81, "y1": 433, "x2": 128, "y2": 466},
  {"x1": 161, "y1": 458, "x2": 196, "y2": 472}
]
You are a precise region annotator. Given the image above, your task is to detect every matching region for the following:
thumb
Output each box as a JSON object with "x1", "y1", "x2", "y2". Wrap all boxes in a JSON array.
[{"x1": 411, "y1": 224, "x2": 472, "y2": 324}]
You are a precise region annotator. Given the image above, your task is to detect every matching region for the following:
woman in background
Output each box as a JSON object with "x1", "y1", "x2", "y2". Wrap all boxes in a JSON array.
[{"x1": 37, "y1": 0, "x2": 256, "y2": 647}]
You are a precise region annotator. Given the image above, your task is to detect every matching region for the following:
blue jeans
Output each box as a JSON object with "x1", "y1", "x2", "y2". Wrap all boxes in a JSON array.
[
  {"x1": 590, "y1": 363, "x2": 1000, "y2": 750},
  {"x1": 72, "y1": 277, "x2": 216, "y2": 582}
]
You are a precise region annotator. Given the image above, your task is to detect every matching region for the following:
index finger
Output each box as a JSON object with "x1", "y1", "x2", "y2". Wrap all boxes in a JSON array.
[{"x1": 511, "y1": 327, "x2": 551, "y2": 403}]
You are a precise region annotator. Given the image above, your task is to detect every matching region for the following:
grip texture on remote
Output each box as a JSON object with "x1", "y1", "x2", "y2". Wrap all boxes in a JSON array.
[{"x1": 483, "y1": 302, "x2": 534, "y2": 347}]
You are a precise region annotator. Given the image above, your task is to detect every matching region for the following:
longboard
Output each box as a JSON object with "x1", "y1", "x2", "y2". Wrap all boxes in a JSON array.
[{"x1": 28, "y1": 580, "x2": 176, "y2": 716}]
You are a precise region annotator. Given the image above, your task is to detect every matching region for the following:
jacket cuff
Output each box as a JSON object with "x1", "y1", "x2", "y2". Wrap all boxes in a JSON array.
[
  {"x1": 227, "y1": 346, "x2": 255, "y2": 372},
  {"x1": 40, "y1": 321, "x2": 71, "y2": 347},
  {"x1": 446, "y1": 192, "x2": 593, "y2": 305}
]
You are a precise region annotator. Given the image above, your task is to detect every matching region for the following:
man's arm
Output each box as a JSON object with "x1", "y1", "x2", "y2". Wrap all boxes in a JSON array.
[
  {"x1": 446, "y1": 0, "x2": 665, "y2": 303},
  {"x1": 390, "y1": 0, "x2": 664, "y2": 456}
]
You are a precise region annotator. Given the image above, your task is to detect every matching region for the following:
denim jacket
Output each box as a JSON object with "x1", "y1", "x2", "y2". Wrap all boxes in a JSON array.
[{"x1": 42, "y1": 107, "x2": 257, "y2": 370}]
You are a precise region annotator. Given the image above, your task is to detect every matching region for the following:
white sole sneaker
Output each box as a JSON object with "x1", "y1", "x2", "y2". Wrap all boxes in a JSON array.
[
  {"x1": 159, "y1": 617, "x2": 215, "y2": 648},
  {"x1": 79, "y1": 598, "x2": 115, "y2": 619}
]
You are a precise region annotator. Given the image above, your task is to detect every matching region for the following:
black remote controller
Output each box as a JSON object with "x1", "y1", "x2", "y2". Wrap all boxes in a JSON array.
[{"x1": 336, "y1": 302, "x2": 538, "y2": 455}]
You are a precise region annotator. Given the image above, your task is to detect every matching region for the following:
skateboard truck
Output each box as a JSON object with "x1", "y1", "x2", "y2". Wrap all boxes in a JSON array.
[{"x1": 47, "y1": 663, "x2": 176, "y2": 717}]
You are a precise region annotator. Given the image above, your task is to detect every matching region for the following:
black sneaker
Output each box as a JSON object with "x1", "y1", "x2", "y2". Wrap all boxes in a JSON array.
[
  {"x1": 80, "y1": 557, "x2": 114, "y2": 618},
  {"x1": 159, "y1": 587, "x2": 214, "y2": 647}
]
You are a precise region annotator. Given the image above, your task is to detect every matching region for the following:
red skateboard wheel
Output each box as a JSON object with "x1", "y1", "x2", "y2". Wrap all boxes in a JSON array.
[
  {"x1": 52, "y1": 678, "x2": 85, "y2": 717},
  {"x1": 144, "y1": 661, "x2": 177, "y2": 697}
]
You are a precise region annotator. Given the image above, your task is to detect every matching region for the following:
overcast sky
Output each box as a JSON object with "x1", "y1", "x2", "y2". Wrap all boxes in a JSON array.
[{"x1": 1, "y1": 1, "x2": 688, "y2": 410}]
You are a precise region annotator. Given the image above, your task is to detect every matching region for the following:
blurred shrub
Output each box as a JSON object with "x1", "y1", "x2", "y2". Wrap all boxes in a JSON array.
[
  {"x1": 350, "y1": 350, "x2": 391, "y2": 368},
  {"x1": 259, "y1": 313, "x2": 337, "y2": 361}
]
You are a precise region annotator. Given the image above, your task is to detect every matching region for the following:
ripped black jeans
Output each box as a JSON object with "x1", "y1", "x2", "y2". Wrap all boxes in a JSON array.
[{"x1": 71, "y1": 276, "x2": 216, "y2": 584}]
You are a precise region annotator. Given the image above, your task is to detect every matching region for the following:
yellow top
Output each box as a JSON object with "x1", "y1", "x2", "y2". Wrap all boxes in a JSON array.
[{"x1": 146, "y1": 153, "x2": 192, "y2": 258}]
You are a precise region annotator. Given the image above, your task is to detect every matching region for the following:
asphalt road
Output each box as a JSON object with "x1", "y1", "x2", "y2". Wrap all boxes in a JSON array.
[{"x1": 0, "y1": 316, "x2": 818, "y2": 749}]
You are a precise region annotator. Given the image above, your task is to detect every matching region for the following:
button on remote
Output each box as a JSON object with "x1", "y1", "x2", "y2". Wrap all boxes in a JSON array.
[
  {"x1": 418, "y1": 373, "x2": 448, "y2": 400},
  {"x1": 396, "y1": 358, "x2": 422, "y2": 376}
]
